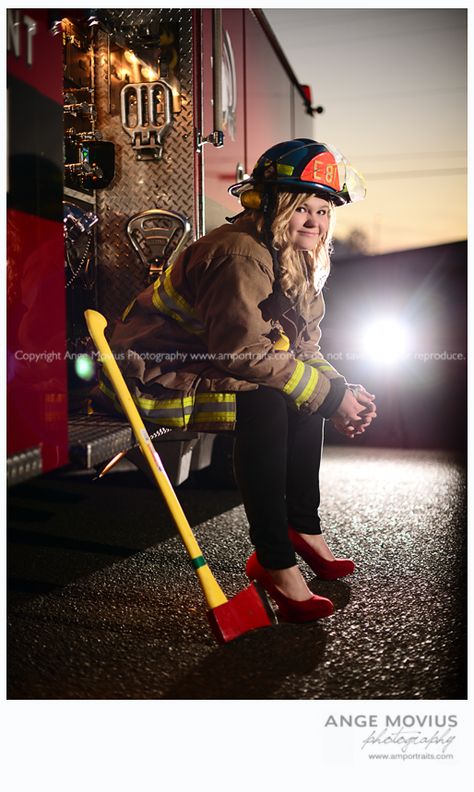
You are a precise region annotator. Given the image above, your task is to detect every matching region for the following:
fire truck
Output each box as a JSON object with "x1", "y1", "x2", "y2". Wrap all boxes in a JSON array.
[{"x1": 7, "y1": 8, "x2": 316, "y2": 486}]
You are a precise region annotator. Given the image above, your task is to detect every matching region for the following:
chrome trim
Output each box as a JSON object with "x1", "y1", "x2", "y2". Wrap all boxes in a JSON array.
[
  {"x1": 7, "y1": 446, "x2": 43, "y2": 487},
  {"x1": 120, "y1": 80, "x2": 173, "y2": 160}
]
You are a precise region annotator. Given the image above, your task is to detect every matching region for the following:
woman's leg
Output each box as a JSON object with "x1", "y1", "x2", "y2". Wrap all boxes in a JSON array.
[
  {"x1": 234, "y1": 388, "x2": 336, "y2": 613},
  {"x1": 286, "y1": 409, "x2": 325, "y2": 535},
  {"x1": 233, "y1": 387, "x2": 296, "y2": 570},
  {"x1": 286, "y1": 409, "x2": 349, "y2": 565}
]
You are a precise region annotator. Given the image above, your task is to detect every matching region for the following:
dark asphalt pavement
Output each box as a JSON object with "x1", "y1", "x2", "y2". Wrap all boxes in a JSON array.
[{"x1": 7, "y1": 446, "x2": 467, "y2": 699}]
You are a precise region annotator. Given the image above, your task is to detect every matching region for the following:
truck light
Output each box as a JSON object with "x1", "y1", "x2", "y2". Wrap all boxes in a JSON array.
[{"x1": 360, "y1": 317, "x2": 409, "y2": 366}]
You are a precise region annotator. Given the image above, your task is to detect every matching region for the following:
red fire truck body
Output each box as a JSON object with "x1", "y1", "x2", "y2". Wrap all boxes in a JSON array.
[{"x1": 7, "y1": 8, "x2": 314, "y2": 486}]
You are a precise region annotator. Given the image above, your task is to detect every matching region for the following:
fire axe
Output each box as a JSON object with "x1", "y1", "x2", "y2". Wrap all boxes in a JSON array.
[{"x1": 84, "y1": 310, "x2": 277, "y2": 643}]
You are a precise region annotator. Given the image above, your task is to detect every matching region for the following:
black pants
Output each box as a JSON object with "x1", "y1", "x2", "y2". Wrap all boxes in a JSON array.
[{"x1": 233, "y1": 387, "x2": 325, "y2": 570}]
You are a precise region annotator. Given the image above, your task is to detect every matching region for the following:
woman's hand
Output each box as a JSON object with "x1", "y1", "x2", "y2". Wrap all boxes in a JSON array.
[
  {"x1": 330, "y1": 386, "x2": 377, "y2": 439},
  {"x1": 348, "y1": 383, "x2": 376, "y2": 409},
  {"x1": 349, "y1": 384, "x2": 377, "y2": 434}
]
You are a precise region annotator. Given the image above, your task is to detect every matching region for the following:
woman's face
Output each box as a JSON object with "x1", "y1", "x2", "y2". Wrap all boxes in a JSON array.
[{"x1": 287, "y1": 195, "x2": 331, "y2": 250}]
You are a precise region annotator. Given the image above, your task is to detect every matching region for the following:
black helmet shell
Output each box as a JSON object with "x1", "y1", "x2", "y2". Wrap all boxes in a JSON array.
[{"x1": 229, "y1": 138, "x2": 366, "y2": 207}]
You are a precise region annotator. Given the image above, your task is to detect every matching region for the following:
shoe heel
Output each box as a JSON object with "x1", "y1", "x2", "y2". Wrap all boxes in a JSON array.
[
  {"x1": 245, "y1": 552, "x2": 334, "y2": 622},
  {"x1": 288, "y1": 526, "x2": 355, "y2": 581}
]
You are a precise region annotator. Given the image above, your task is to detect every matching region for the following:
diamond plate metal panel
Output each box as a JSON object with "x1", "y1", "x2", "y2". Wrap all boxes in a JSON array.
[{"x1": 94, "y1": 9, "x2": 195, "y2": 319}]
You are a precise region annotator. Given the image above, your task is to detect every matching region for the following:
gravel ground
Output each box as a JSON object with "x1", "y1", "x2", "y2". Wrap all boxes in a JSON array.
[{"x1": 7, "y1": 446, "x2": 466, "y2": 700}]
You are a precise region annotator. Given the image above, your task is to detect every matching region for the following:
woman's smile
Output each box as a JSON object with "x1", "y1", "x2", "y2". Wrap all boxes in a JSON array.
[{"x1": 288, "y1": 194, "x2": 330, "y2": 250}]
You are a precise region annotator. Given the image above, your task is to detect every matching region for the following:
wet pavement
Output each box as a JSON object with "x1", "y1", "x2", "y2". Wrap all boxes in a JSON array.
[{"x1": 7, "y1": 446, "x2": 467, "y2": 700}]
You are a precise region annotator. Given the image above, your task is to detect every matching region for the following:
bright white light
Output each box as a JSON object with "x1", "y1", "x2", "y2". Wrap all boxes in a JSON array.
[{"x1": 360, "y1": 318, "x2": 409, "y2": 365}]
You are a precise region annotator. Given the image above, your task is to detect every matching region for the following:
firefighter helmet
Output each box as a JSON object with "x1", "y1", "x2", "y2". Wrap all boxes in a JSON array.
[{"x1": 229, "y1": 138, "x2": 366, "y2": 207}]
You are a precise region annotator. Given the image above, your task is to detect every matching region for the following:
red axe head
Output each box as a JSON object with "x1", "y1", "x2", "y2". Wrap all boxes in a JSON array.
[{"x1": 207, "y1": 582, "x2": 277, "y2": 643}]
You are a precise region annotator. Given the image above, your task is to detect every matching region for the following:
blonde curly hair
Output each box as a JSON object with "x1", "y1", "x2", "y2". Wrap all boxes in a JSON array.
[{"x1": 252, "y1": 191, "x2": 335, "y2": 308}]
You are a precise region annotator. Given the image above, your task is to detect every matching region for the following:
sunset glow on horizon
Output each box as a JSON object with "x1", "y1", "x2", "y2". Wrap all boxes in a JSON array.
[{"x1": 266, "y1": 8, "x2": 467, "y2": 255}]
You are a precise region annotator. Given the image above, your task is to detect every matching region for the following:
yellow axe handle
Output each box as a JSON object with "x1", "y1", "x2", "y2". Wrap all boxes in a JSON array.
[{"x1": 84, "y1": 309, "x2": 227, "y2": 609}]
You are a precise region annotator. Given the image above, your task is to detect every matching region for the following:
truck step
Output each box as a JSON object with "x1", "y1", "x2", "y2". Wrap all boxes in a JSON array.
[{"x1": 68, "y1": 414, "x2": 133, "y2": 469}]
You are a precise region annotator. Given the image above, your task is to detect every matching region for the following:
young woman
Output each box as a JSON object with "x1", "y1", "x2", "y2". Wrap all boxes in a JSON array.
[{"x1": 98, "y1": 138, "x2": 376, "y2": 623}]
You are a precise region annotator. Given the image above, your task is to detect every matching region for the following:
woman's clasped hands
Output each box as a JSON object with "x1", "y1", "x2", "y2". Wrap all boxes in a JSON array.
[{"x1": 330, "y1": 384, "x2": 377, "y2": 439}]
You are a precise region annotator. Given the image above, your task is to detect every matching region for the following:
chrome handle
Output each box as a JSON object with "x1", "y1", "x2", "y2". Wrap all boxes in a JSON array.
[
  {"x1": 236, "y1": 162, "x2": 247, "y2": 181},
  {"x1": 212, "y1": 9, "x2": 223, "y2": 143},
  {"x1": 197, "y1": 9, "x2": 224, "y2": 149}
]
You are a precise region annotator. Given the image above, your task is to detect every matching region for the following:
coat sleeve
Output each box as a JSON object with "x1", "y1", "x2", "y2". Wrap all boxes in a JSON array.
[
  {"x1": 192, "y1": 254, "x2": 333, "y2": 413},
  {"x1": 295, "y1": 289, "x2": 346, "y2": 382}
]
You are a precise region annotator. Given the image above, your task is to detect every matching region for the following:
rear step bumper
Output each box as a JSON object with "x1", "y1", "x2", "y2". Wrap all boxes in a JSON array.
[
  {"x1": 8, "y1": 415, "x2": 215, "y2": 486},
  {"x1": 68, "y1": 414, "x2": 133, "y2": 469}
]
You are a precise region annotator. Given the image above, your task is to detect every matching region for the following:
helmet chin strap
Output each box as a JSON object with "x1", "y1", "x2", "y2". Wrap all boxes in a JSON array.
[
  {"x1": 262, "y1": 189, "x2": 281, "y2": 286},
  {"x1": 225, "y1": 209, "x2": 247, "y2": 223}
]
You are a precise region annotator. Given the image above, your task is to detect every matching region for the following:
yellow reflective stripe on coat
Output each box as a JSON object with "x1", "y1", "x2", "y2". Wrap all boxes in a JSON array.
[
  {"x1": 98, "y1": 372, "x2": 236, "y2": 428},
  {"x1": 283, "y1": 360, "x2": 319, "y2": 408},
  {"x1": 152, "y1": 265, "x2": 205, "y2": 336},
  {"x1": 191, "y1": 393, "x2": 236, "y2": 424},
  {"x1": 122, "y1": 298, "x2": 136, "y2": 321},
  {"x1": 136, "y1": 395, "x2": 195, "y2": 426},
  {"x1": 98, "y1": 375, "x2": 193, "y2": 427},
  {"x1": 162, "y1": 266, "x2": 194, "y2": 317}
]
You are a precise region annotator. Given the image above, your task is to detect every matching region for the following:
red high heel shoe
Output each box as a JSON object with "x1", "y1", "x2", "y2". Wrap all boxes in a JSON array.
[
  {"x1": 245, "y1": 552, "x2": 334, "y2": 623},
  {"x1": 288, "y1": 526, "x2": 355, "y2": 581}
]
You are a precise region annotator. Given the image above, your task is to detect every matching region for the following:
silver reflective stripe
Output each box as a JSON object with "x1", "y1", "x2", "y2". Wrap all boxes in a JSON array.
[
  {"x1": 283, "y1": 360, "x2": 319, "y2": 408},
  {"x1": 194, "y1": 399, "x2": 234, "y2": 413},
  {"x1": 155, "y1": 282, "x2": 204, "y2": 333},
  {"x1": 289, "y1": 363, "x2": 313, "y2": 403},
  {"x1": 99, "y1": 373, "x2": 193, "y2": 427},
  {"x1": 139, "y1": 404, "x2": 192, "y2": 419},
  {"x1": 99, "y1": 370, "x2": 237, "y2": 429},
  {"x1": 193, "y1": 393, "x2": 236, "y2": 423}
]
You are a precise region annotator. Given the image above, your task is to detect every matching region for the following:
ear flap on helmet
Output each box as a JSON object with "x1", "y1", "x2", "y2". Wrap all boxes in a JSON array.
[{"x1": 240, "y1": 189, "x2": 263, "y2": 209}]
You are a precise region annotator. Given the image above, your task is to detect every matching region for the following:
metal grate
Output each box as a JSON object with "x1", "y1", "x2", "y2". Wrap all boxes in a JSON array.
[
  {"x1": 68, "y1": 414, "x2": 133, "y2": 468},
  {"x1": 68, "y1": 413, "x2": 177, "y2": 469}
]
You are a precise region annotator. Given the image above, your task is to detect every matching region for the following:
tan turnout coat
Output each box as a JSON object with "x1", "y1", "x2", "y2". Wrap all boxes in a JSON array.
[{"x1": 97, "y1": 216, "x2": 344, "y2": 431}]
